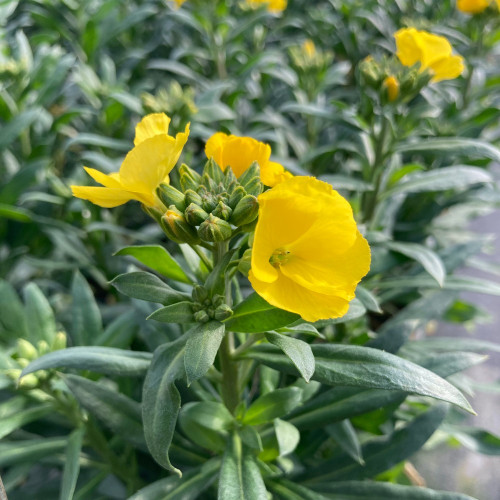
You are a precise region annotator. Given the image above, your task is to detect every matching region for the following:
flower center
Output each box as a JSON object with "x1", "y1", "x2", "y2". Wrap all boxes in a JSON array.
[{"x1": 269, "y1": 248, "x2": 291, "y2": 268}]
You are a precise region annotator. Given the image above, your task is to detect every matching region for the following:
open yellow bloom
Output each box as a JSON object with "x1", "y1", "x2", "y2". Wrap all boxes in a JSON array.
[
  {"x1": 457, "y1": 0, "x2": 492, "y2": 13},
  {"x1": 249, "y1": 177, "x2": 371, "y2": 322},
  {"x1": 247, "y1": 0, "x2": 287, "y2": 13},
  {"x1": 394, "y1": 28, "x2": 464, "y2": 82},
  {"x1": 71, "y1": 113, "x2": 189, "y2": 208},
  {"x1": 205, "y1": 132, "x2": 292, "y2": 187}
]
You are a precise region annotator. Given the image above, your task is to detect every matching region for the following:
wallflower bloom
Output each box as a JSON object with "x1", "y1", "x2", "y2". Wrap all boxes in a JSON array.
[
  {"x1": 205, "y1": 132, "x2": 292, "y2": 187},
  {"x1": 249, "y1": 177, "x2": 371, "y2": 322},
  {"x1": 457, "y1": 0, "x2": 494, "y2": 13},
  {"x1": 71, "y1": 113, "x2": 189, "y2": 208},
  {"x1": 247, "y1": 0, "x2": 287, "y2": 13},
  {"x1": 394, "y1": 28, "x2": 464, "y2": 82}
]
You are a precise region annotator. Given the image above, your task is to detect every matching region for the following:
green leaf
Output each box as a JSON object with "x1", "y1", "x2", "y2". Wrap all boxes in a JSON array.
[
  {"x1": 218, "y1": 433, "x2": 267, "y2": 500},
  {"x1": 21, "y1": 347, "x2": 152, "y2": 378},
  {"x1": 225, "y1": 293, "x2": 300, "y2": 333},
  {"x1": 265, "y1": 332, "x2": 315, "y2": 382},
  {"x1": 309, "y1": 480, "x2": 476, "y2": 499},
  {"x1": 445, "y1": 425, "x2": 500, "y2": 456},
  {"x1": 0, "y1": 203, "x2": 33, "y2": 222},
  {"x1": 396, "y1": 138, "x2": 500, "y2": 162},
  {"x1": 0, "y1": 404, "x2": 52, "y2": 440},
  {"x1": 184, "y1": 321, "x2": 225, "y2": 385},
  {"x1": 409, "y1": 337, "x2": 500, "y2": 354},
  {"x1": 0, "y1": 108, "x2": 41, "y2": 151},
  {"x1": 147, "y1": 302, "x2": 194, "y2": 324},
  {"x1": 320, "y1": 174, "x2": 374, "y2": 192},
  {"x1": 385, "y1": 241, "x2": 446, "y2": 287},
  {"x1": 71, "y1": 271, "x2": 102, "y2": 346},
  {"x1": 23, "y1": 283, "x2": 57, "y2": 344},
  {"x1": 59, "y1": 428, "x2": 84, "y2": 500},
  {"x1": 274, "y1": 418, "x2": 300, "y2": 457},
  {"x1": 326, "y1": 420, "x2": 364, "y2": 465},
  {"x1": 355, "y1": 286, "x2": 382, "y2": 314},
  {"x1": 267, "y1": 479, "x2": 329, "y2": 500},
  {"x1": 142, "y1": 338, "x2": 186, "y2": 475},
  {"x1": 0, "y1": 280, "x2": 27, "y2": 339},
  {"x1": 0, "y1": 438, "x2": 67, "y2": 467},
  {"x1": 243, "y1": 387, "x2": 303, "y2": 425},
  {"x1": 381, "y1": 166, "x2": 492, "y2": 199},
  {"x1": 64, "y1": 374, "x2": 144, "y2": 448},
  {"x1": 115, "y1": 245, "x2": 191, "y2": 284},
  {"x1": 303, "y1": 405, "x2": 448, "y2": 483},
  {"x1": 128, "y1": 460, "x2": 219, "y2": 500},
  {"x1": 111, "y1": 272, "x2": 190, "y2": 306},
  {"x1": 205, "y1": 249, "x2": 235, "y2": 297},
  {"x1": 244, "y1": 344, "x2": 473, "y2": 413}
]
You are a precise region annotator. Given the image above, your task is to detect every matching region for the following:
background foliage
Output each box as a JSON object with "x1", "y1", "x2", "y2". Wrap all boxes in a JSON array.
[{"x1": 1, "y1": 0, "x2": 500, "y2": 499}]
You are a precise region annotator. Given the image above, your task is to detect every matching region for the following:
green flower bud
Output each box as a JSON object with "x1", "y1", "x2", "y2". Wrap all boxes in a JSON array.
[
  {"x1": 224, "y1": 166, "x2": 238, "y2": 188},
  {"x1": 203, "y1": 158, "x2": 225, "y2": 184},
  {"x1": 201, "y1": 173, "x2": 217, "y2": 192},
  {"x1": 185, "y1": 203, "x2": 209, "y2": 226},
  {"x1": 184, "y1": 189, "x2": 203, "y2": 207},
  {"x1": 240, "y1": 218, "x2": 258, "y2": 233},
  {"x1": 18, "y1": 373, "x2": 38, "y2": 389},
  {"x1": 207, "y1": 307, "x2": 215, "y2": 317},
  {"x1": 212, "y1": 201, "x2": 232, "y2": 221},
  {"x1": 212, "y1": 294, "x2": 225, "y2": 308},
  {"x1": 230, "y1": 195, "x2": 259, "y2": 227},
  {"x1": 242, "y1": 177, "x2": 263, "y2": 197},
  {"x1": 142, "y1": 205, "x2": 164, "y2": 223},
  {"x1": 161, "y1": 206, "x2": 200, "y2": 244},
  {"x1": 17, "y1": 339, "x2": 38, "y2": 361},
  {"x1": 228, "y1": 186, "x2": 246, "y2": 208},
  {"x1": 156, "y1": 183, "x2": 186, "y2": 211},
  {"x1": 359, "y1": 56, "x2": 382, "y2": 88},
  {"x1": 194, "y1": 310, "x2": 210, "y2": 323},
  {"x1": 198, "y1": 214, "x2": 233, "y2": 242},
  {"x1": 215, "y1": 304, "x2": 233, "y2": 321},
  {"x1": 52, "y1": 332, "x2": 67, "y2": 351},
  {"x1": 37, "y1": 341, "x2": 50, "y2": 356},
  {"x1": 201, "y1": 192, "x2": 218, "y2": 213},
  {"x1": 238, "y1": 248, "x2": 252, "y2": 276},
  {"x1": 237, "y1": 162, "x2": 260, "y2": 187},
  {"x1": 192, "y1": 285, "x2": 209, "y2": 303},
  {"x1": 16, "y1": 358, "x2": 30, "y2": 369},
  {"x1": 4, "y1": 368, "x2": 22, "y2": 381},
  {"x1": 179, "y1": 164, "x2": 202, "y2": 192}
]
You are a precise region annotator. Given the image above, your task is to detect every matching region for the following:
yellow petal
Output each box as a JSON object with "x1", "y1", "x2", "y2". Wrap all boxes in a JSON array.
[
  {"x1": 261, "y1": 161, "x2": 293, "y2": 187},
  {"x1": 457, "y1": 0, "x2": 490, "y2": 13},
  {"x1": 83, "y1": 167, "x2": 123, "y2": 188},
  {"x1": 134, "y1": 113, "x2": 171, "y2": 146},
  {"x1": 394, "y1": 28, "x2": 422, "y2": 67},
  {"x1": 205, "y1": 132, "x2": 230, "y2": 170},
  {"x1": 249, "y1": 271, "x2": 349, "y2": 322},
  {"x1": 71, "y1": 186, "x2": 150, "y2": 208},
  {"x1": 429, "y1": 55, "x2": 465, "y2": 82}
]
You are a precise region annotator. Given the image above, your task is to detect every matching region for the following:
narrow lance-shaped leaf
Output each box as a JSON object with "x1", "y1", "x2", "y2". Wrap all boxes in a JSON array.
[
  {"x1": 59, "y1": 428, "x2": 84, "y2": 500},
  {"x1": 24, "y1": 283, "x2": 57, "y2": 344},
  {"x1": 147, "y1": 302, "x2": 195, "y2": 324}
]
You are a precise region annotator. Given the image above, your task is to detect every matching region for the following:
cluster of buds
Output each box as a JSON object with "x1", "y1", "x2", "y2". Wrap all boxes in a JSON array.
[
  {"x1": 289, "y1": 39, "x2": 333, "y2": 71},
  {"x1": 359, "y1": 56, "x2": 432, "y2": 104},
  {"x1": 3, "y1": 333, "x2": 67, "y2": 389},
  {"x1": 156, "y1": 159, "x2": 262, "y2": 244},
  {"x1": 191, "y1": 285, "x2": 233, "y2": 323}
]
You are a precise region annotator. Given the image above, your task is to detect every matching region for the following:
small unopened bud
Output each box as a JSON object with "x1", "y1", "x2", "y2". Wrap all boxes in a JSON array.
[
  {"x1": 201, "y1": 173, "x2": 217, "y2": 192},
  {"x1": 359, "y1": 55, "x2": 381, "y2": 87},
  {"x1": 238, "y1": 162, "x2": 260, "y2": 187},
  {"x1": 212, "y1": 201, "x2": 232, "y2": 221},
  {"x1": 185, "y1": 203, "x2": 209, "y2": 226},
  {"x1": 242, "y1": 177, "x2": 263, "y2": 197},
  {"x1": 238, "y1": 248, "x2": 252, "y2": 276},
  {"x1": 228, "y1": 186, "x2": 246, "y2": 208},
  {"x1": 184, "y1": 189, "x2": 203, "y2": 207},
  {"x1": 18, "y1": 373, "x2": 38, "y2": 389},
  {"x1": 383, "y1": 75, "x2": 399, "y2": 102},
  {"x1": 212, "y1": 294, "x2": 225, "y2": 308},
  {"x1": 52, "y1": 332, "x2": 67, "y2": 351},
  {"x1": 157, "y1": 183, "x2": 186, "y2": 211},
  {"x1": 203, "y1": 158, "x2": 225, "y2": 184},
  {"x1": 201, "y1": 192, "x2": 218, "y2": 213},
  {"x1": 161, "y1": 206, "x2": 200, "y2": 244},
  {"x1": 5, "y1": 368, "x2": 22, "y2": 381},
  {"x1": 16, "y1": 358, "x2": 30, "y2": 369},
  {"x1": 198, "y1": 214, "x2": 233, "y2": 242},
  {"x1": 224, "y1": 166, "x2": 238, "y2": 186},
  {"x1": 194, "y1": 310, "x2": 210, "y2": 323},
  {"x1": 17, "y1": 339, "x2": 38, "y2": 361},
  {"x1": 192, "y1": 285, "x2": 209, "y2": 303},
  {"x1": 230, "y1": 195, "x2": 259, "y2": 226},
  {"x1": 215, "y1": 304, "x2": 233, "y2": 321},
  {"x1": 179, "y1": 164, "x2": 202, "y2": 192},
  {"x1": 37, "y1": 341, "x2": 50, "y2": 356}
]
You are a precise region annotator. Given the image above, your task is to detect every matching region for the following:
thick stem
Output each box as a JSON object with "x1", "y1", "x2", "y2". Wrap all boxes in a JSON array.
[{"x1": 0, "y1": 474, "x2": 7, "y2": 500}]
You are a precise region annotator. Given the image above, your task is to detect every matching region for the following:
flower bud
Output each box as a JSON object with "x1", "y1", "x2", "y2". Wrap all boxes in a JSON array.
[
  {"x1": 228, "y1": 186, "x2": 246, "y2": 208},
  {"x1": 184, "y1": 189, "x2": 203, "y2": 207},
  {"x1": 383, "y1": 75, "x2": 399, "y2": 102},
  {"x1": 201, "y1": 192, "x2": 218, "y2": 213},
  {"x1": 212, "y1": 294, "x2": 225, "y2": 308},
  {"x1": 156, "y1": 183, "x2": 186, "y2": 211},
  {"x1": 194, "y1": 310, "x2": 210, "y2": 323},
  {"x1": 201, "y1": 173, "x2": 217, "y2": 192},
  {"x1": 18, "y1": 373, "x2": 38, "y2": 389},
  {"x1": 242, "y1": 177, "x2": 263, "y2": 197},
  {"x1": 230, "y1": 195, "x2": 259, "y2": 227},
  {"x1": 5, "y1": 368, "x2": 22, "y2": 381},
  {"x1": 17, "y1": 339, "x2": 38, "y2": 361},
  {"x1": 52, "y1": 332, "x2": 67, "y2": 351},
  {"x1": 161, "y1": 206, "x2": 200, "y2": 244},
  {"x1": 192, "y1": 285, "x2": 209, "y2": 303},
  {"x1": 359, "y1": 55, "x2": 381, "y2": 87},
  {"x1": 203, "y1": 158, "x2": 225, "y2": 184},
  {"x1": 212, "y1": 201, "x2": 232, "y2": 221},
  {"x1": 224, "y1": 165, "x2": 238, "y2": 186},
  {"x1": 179, "y1": 164, "x2": 202, "y2": 192},
  {"x1": 37, "y1": 341, "x2": 50, "y2": 356},
  {"x1": 237, "y1": 162, "x2": 260, "y2": 187},
  {"x1": 198, "y1": 214, "x2": 233, "y2": 242},
  {"x1": 215, "y1": 304, "x2": 233, "y2": 321},
  {"x1": 185, "y1": 203, "x2": 209, "y2": 226},
  {"x1": 16, "y1": 358, "x2": 30, "y2": 368},
  {"x1": 238, "y1": 248, "x2": 252, "y2": 276}
]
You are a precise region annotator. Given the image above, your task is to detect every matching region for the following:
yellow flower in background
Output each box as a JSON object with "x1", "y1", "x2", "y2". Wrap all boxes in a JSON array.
[
  {"x1": 71, "y1": 114, "x2": 190, "y2": 208},
  {"x1": 394, "y1": 28, "x2": 464, "y2": 82},
  {"x1": 249, "y1": 177, "x2": 371, "y2": 322},
  {"x1": 247, "y1": 0, "x2": 287, "y2": 13},
  {"x1": 303, "y1": 39, "x2": 317, "y2": 59},
  {"x1": 457, "y1": 0, "x2": 492, "y2": 13},
  {"x1": 383, "y1": 75, "x2": 400, "y2": 102},
  {"x1": 172, "y1": 0, "x2": 187, "y2": 6},
  {"x1": 205, "y1": 132, "x2": 292, "y2": 187}
]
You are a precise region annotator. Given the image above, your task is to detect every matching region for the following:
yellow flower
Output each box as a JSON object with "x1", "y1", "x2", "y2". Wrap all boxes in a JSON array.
[
  {"x1": 247, "y1": 0, "x2": 287, "y2": 13},
  {"x1": 172, "y1": 0, "x2": 187, "y2": 6},
  {"x1": 394, "y1": 28, "x2": 464, "y2": 82},
  {"x1": 71, "y1": 113, "x2": 190, "y2": 208},
  {"x1": 383, "y1": 75, "x2": 400, "y2": 102},
  {"x1": 205, "y1": 132, "x2": 292, "y2": 187},
  {"x1": 249, "y1": 177, "x2": 371, "y2": 322},
  {"x1": 303, "y1": 39, "x2": 317, "y2": 59},
  {"x1": 457, "y1": 0, "x2": 491, "y2": 13}
]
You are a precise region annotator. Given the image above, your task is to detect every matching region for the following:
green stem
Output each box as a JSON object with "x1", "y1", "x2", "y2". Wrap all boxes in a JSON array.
[
  {"x1": 0, "y1": 474, "x2": 7, "y2": 500},
  {"x1": 191, "y1": 244, "x2": 213, "y2": 270}
]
